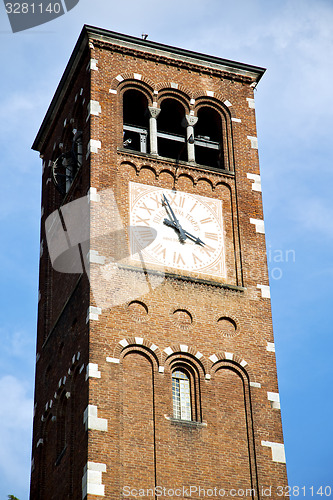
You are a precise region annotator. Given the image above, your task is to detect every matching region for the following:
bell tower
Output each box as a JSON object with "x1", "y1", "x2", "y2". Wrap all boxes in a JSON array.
[{"x1": 30, "y1": 25, "x2": 288, "y2": 500}]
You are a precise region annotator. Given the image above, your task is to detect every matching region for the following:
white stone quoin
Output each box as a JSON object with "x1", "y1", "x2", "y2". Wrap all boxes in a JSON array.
[
  {"x1": 82, "y1": 461, "x2": 106, "y2": 498},
  {"x1": 87, "y1": 250, "x2": 106, "y2": 265},
  {"x1": 87, "y1": 58, "x2": 98, "y2": 71},
  {"x1": 261, "y1": 441, "x2": 286, "y2": 463},
  {"x1": 247, "y1": 173, "x2": 262, "y2": 192},
  {"x1": 86, "y1": 306, "x2": 102, "y2": 322},
  {"x1": 250, "y1": 218, "x2": 265, "y2": 234},
  {"x1": 86, "y1": 139, "x2": 101, "y2": 158},
  {"x1": 83, "y1": 405, "x2": 108, "y2": 432},
  {"x1": 247, "y1": 135, "x2": 258, "y2": 149},
  {"x1": 88, "y1": 187, "x2": 100, "y2": 202},
  {"x1": 87, "y1": 100, "x2": 102, "y2": 119},
  {"x1": 257, "y1": 284, "x2": 271, "y2": 299},
  {"x1": 247, "y1": 97, "x2": 255, "y2": 108},
  {"x1": 86, "y1": 363, "x2": 101, "y2": 380},
  {"x1": 266, "y1": 342, "x2": 276, "y2": 352},
  {"x1": 267, "y1": 391, "x2": 281, "y2": 410}
]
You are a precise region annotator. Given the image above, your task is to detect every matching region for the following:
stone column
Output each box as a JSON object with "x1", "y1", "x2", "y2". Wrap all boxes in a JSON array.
[
  {"x1": 147, "y1": 106, "x2": 161, "y2": 155},
  {"x1": 182, "y1": 115, "x2": 198, "y2": 162}
]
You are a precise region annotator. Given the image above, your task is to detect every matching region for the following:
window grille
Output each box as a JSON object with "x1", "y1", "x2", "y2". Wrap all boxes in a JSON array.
[{"x1": 172, "y1": 370, "x2": 191, "y2": 420}]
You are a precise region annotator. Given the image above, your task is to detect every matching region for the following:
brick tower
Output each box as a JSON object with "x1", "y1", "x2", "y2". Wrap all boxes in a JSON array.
[{"x1": 30, "y1": 25, "x2": 288, "y2": 500}]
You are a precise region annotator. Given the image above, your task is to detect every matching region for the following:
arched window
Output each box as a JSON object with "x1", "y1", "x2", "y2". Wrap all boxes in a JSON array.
[
  {"x1": 52, "y1": 128, "x2": 82, "y2": 196},
  {"x1": 194, "y1": 107, "x2": 224, "y2": 169},
  {"x1": 123, "y1": 89, "x2": 149, "y2": 153},
  {"x1": 56, "y1": 392, "x2": 68, "y2": 464},
  {"x1": 172, "y1": 369, "x2": 192, "y2": 420},
  {"x1": 157, "y1": 98, "x2": 186, "y2": 161}
]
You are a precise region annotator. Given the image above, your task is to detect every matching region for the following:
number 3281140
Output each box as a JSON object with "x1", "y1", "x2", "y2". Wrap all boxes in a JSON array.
[{"x1": 5, "y1": 3, "x2": 62, "y2": 14}]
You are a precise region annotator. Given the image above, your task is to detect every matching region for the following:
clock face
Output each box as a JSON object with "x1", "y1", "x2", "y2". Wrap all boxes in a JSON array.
[{"x1": 129, "y1": 182, "x2": 226, "y2": 279}]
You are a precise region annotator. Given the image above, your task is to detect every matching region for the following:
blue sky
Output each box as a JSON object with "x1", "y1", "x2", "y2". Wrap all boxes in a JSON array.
[{"x1": 0, "y1": 0, "x2": 332, "y2": 498}]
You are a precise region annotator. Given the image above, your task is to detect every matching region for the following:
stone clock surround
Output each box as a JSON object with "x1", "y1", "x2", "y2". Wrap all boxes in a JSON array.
[{"x1": 128, "y1": 181, "x2": 226, "y2": 278}]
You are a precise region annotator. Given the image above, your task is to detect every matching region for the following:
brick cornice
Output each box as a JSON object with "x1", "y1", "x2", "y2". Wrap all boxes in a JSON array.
[{"x1": 93, "y1": 38, "x2": 255, "y2": 84}]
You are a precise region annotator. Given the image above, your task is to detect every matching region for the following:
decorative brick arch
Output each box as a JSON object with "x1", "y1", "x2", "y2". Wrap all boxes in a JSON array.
[
  {"x1": 156, "y1": 88, "x2": 191, "y2": 113},
  {"x1": 195, "y1": 176, "x2": 214, "y2": 191},
  {"x1": 173, "y1": 168, "x2": 215, "y2": 190},
  {"x1": 208, "y1": 351, "x2": 257, "y2": 384},
  {"x1": 139, "y1": 164, "x2": 159, "y2": 180},
  {"x1": 157, "y1": 166, "x2": 178, "y2": 180},
  {"x1": 175, "y1": 172, "x2": 195, "y2": 187},
  {"x1": 155, "y1": 81, "x2": 193, "y2": 101},
  {"x1": 119, "y1": 158, "x2": 175, "y2": 183},
  {"x1": 214, "y1": 180, "x2": 233, "y2": 191},
  {"x1": 209, "y1": 356, "x2": 260, "y2": 494},
  {"x1": 191, "y1": 96, "x2": 235, "y2": 172},
  {"x1": 161, "y1": 344, "x2": 209, "y2": 375},
  {"x1": 163, "y1": 347, "x2": 207, "y2": 422},
  {"x1": 119, "y1": 159, "x2": 140, "y2": 176},
  {"x1": 109, "y1": 73, "x2": 155, "y2": 95},
  {"x1": 192, "y1": 92, "x2": 236, "y2": 118},
  {"x1": 113, "y1": 337, "x2": 163, "y2": 366}
]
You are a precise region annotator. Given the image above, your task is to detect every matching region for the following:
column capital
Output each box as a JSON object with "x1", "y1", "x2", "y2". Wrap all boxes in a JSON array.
[
  {"x1": 182, "y1": 115, "x2": 198, "y2": 127},
  {"x1": 147, "y1": 106, "x2": 161, "y2": 119}
]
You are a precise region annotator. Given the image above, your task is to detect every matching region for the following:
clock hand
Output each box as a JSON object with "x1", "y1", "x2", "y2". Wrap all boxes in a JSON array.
[
  {"x1": 161, "y1": 194, "x2": 181, "y2": 225},
  {"x1": 163, "y1": 219, "x2": 205, "y2": 246},
  {"x1": 161, "y1": 194, "x2": 187, "y2": 243}
]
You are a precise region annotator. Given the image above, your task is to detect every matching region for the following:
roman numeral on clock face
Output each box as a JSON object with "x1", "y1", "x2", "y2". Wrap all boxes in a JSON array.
[
  {"x1": 173, "y1": 252, "x2": 185, "y2": 266},
  {"x1": 150, "y1": 194, "x2": 161, "y2": 208},
  {"x1": 205, "y1": 232, "x2": 219, "y2": 241},
  {"x1": 201, "y1": 244, "x2": 215, "y2": 256},
  {"x1": 136, "y1": 215, "x2": 150, "y2": 226},
  {"x1": 152, "y1": 243, "x2": 166, "y2": 258},
  {"x1": 189, "y1": 201, "x2": 198, "y2": 213},
  {"x1": 177, "y1": 195, "x2": 185, "y2": 208},
  {"x1": 168, "y1": 192, "x2": 185, "y2": 208},
  {"x1": 192, "y1": 252, "x2": 203, "y2": 265},
  {"x1": 139, "y1": 202, "x2": 155, "y2": 215},
  {"x1": 200, "y1": 217, "x2": 213, "y2": 224}
]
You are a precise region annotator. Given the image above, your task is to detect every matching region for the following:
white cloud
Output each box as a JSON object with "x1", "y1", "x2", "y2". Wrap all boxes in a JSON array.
[
  {"x1": 0, "y1": 93, "x2": 35, "y2": 118},
  {"x1": 0, "y1": 90, "x2": 47, "y2": 140},
  {"x1": 185, "y1": 0, "x2": 333, "y2": 139},
  {"x1": 0, "y1": 328, "x2": 36, "y2": 382},
  {"x1": 292, "y1": 196, "x2": 333, "y2": 239},
  {"x1": 0, "y1": 375, "x2": 33, "y2": 493},
  {"x1": 3, "y1": 329, "x2": 35, "y2": 360}
]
